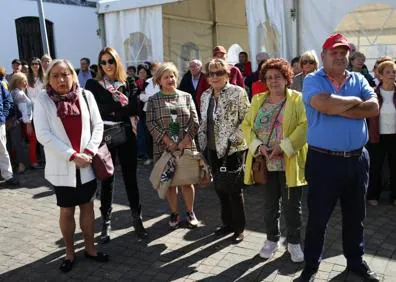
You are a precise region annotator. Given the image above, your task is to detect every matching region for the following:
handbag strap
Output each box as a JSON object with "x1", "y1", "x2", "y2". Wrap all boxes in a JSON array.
[
  {"x1": 265, "y1": 98, "x2": 286, "y2": 147},
  {"x1": 82, "y1": 90, "x2": 93, "y2": 133}
]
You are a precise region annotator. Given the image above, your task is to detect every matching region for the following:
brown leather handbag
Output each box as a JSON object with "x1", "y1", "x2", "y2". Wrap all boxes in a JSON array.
[
  {"x1": 252, "y1": 99, "x2": 286, "y2": 185},
  {"x1": 252, "y1": 155, "x2": 268, "y2": 185}
]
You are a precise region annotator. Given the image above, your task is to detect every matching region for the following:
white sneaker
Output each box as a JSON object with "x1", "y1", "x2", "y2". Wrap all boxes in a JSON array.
[
  {"x1": 144, "y1": 159, "x2": 153, "y2": 165},
  {"x1": 367, "y1": 200, "x2": 378, "y2": 206},
  {"x1": 259, "y1": 240, "x2": 279, "y2": 259},
  {"x1": 288, "y1": 243, "x2": 304, "y2": 263}
]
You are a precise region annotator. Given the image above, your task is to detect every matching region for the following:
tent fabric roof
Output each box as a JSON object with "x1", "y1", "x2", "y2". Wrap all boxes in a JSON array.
[{"x1": 97, "y1": 0, "x2": 180, "y2": 14}]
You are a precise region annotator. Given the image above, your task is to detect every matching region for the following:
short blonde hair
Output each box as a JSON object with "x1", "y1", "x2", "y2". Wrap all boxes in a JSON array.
[
  {"x1": 9, "y1": 72, "x2": 27, "y2": 90},
  {"x1": 44, "y1": 59, "x2": 79, "y2": 88},
  {"x1": 299, "y1": 50, "x2": 319, "y2": 69},
  {"x1": 378, "y1": 60, "x2": 396, "y2": 76},
  {"x1": 97, "y1": 47, "x2": 127, "y2": 83},
  {"x1": 0, "y1": 67, "x2": 6, "y2": 77},
  {"x1": 203, "y1": 58, "x2": 230, "y2": 76},
  {"x1": 153, "y1": 62, "x2": 179, "y2": 87}
]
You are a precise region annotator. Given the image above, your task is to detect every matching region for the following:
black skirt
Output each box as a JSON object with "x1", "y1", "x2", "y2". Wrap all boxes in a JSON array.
[{"x1": 54, "y1": 170, "x2": 97, "y2": 207}]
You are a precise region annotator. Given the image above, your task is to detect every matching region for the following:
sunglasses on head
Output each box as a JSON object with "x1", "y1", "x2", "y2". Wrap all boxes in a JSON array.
[
  {"x1": 208, "y1": 70, "x2": 226, "y2": 77},
  {"x1": 302, "y1": 60, "x2": 315, "y2": 65},
  {"x1": 99, "y1": 58, "x2": 115, "y2": 66}
]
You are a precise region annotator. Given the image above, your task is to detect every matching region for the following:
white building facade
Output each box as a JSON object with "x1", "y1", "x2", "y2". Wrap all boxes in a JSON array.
[{"x1": 1, "y1": 0, "x2": 101, "y2": 69}]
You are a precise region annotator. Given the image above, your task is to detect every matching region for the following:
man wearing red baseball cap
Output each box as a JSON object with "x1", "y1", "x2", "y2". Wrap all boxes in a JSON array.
[
  {"x1": 212, "y1": 45, "x2": 245, "y2": 88},
  {"x1": 298, "y1": 33, "x2": 380, "y2": 282}
]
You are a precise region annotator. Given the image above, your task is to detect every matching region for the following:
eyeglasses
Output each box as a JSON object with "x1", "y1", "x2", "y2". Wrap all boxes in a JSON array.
[
  {"x1": 31, "y1": 63, "x2": 40, "y2": 66},
  {"x1": 302, "y1": 60, "x2": 315, "y2": 65},
  {"x1": 99, "y1": 58, "x2": 115, "y2": 66},
  {"x1": 208, "y1": 70, "x2": 226, "y2": 77}
]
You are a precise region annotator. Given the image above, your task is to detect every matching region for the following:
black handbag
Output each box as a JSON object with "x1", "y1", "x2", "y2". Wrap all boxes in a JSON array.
[
  {"x1": 103, "y1": 122, "x2": 131, "y2": 149},
  {"x1": 214, "y1": 140, "x2": 243, "y2": 194}
]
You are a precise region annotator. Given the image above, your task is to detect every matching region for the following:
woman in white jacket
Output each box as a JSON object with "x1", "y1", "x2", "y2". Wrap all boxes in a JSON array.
[
  {"x1": 138, "y1": 62, "x2": 161, "y2": 165},
  {"x1": 33, "y1": 59, "x2": 108, "y2": 273}
]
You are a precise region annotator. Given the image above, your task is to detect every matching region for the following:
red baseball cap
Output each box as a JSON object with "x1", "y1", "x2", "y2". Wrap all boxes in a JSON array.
[
  {"x1": 322, "y1": 33, "x2": 350, "y2": 50},
  {"x1": 213, "y1": 45, "x2": 227, "y2": 56}
]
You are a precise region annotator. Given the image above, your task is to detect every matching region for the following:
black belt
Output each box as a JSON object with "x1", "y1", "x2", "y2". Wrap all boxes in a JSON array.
[{"x1": 309, "y1": 146, "x2": 362, "y2": 158}]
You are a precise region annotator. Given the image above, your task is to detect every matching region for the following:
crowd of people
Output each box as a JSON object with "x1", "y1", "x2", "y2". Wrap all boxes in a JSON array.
[{"x1": 0, "y1": 32, "x2": 395, "y2": 281}]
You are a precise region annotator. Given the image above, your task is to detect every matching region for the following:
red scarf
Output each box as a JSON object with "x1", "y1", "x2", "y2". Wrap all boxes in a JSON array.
[{"x1": 47, "y1": 83, "x2": 80, "y2": 118}]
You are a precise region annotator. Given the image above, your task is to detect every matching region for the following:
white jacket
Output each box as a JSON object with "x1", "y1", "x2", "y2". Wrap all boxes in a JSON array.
[
  {"x1": 33, "y1": 89, "x2": 104, "y2": 187},
  {"x1": 139, "y1": 77, "x2": 160, "y2": 111}
]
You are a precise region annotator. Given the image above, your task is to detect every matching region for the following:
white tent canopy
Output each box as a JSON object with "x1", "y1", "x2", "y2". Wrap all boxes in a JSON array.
[
  {"x1": 246, "y1": 0, "x2": 396, "y2": 69},
  {"x1": 97, "y1": 0, "x2": 181, "y2": 66}
]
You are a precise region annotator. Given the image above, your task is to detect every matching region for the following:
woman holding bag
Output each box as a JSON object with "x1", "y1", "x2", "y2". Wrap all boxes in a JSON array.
[
  {"x1": 198, "y1": 58, "x2": 250, "y2": 243},
  {"x1": 85, "y1": 47, "x2": 148, "y2": 243},
  {"x1": 146, "y1": 62, "x2": 200, "y2": 229},
  {"x1": 33, "y1": 59, "x2": 107, "y2": 272},
  {"x1": 241, "y1": 58, "x2": 307, "y2": 262}
]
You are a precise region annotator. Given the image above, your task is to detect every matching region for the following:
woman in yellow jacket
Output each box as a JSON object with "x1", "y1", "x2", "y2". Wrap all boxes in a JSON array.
[{"x1": 241, "y1": 58, "x2": 307, "y2": 263}]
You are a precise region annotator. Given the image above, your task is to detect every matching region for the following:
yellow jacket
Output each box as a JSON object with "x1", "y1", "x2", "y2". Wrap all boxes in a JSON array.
[{"x1": 241, "y1": 89, "x2": 308, "y2": 187}]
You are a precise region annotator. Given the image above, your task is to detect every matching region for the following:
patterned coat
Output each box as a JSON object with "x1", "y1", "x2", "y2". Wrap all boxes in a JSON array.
[
  {"x1": 146, "y1": 90, "x2": 199, "y2": 162},
  {"x1": 198, "y1": 83, "x2": 250, "y2": 158}
]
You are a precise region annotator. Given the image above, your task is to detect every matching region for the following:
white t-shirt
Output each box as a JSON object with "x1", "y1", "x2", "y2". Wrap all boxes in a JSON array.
[
  {"x1": 27, "y1": 79, "x2": 44, "y2": 102},
  {"x1": 379, "y1": 88, "x2": 396, "y2": 134}
]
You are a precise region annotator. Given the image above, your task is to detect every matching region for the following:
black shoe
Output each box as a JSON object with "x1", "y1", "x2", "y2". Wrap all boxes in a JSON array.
[
  {"x1": 131, "y1": 208, "x2": 148, "y2": 239},
  {"x1": 233, "y1": 232, "x2": 244, "y2": 243},
  {"x1": 84, "y1": 251, "x2": 109, "y2": 263},
  {"x1": 100, "y1": 221, "x2": 111, "y2": 244},
  {"x1": 347, "y1": 261, "x2": 380, "y2": 281},
  {"x1": 59, "y1": 257, "x2": 75, "y2": 273},
  {"x1": 297, "y1": 265, "x2": 318, "y2": 282},
  {"x1": 5, "y1": 177, "x2": 19, "y2": 186},
  {"x1": 214, "y1": 226, "x2": 233, "y2": 236}
]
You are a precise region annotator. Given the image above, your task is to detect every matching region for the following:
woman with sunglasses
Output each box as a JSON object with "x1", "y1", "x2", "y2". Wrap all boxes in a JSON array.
[
  {"x1": 26, "y1": 57, "x2": 45, "y2": 168},
  {"x1": 85, "y1": 47, "x2": 148, "y2": 243},
  {"x1": 198, "y1": 58, "x2": 250, "y2": 243},
  {"x1": 241, "y1": 58, "x2": 307, "y2": 262},
  {"x1": 27, "y1": 57, "x2": 44, "y2": 101},
  {"x1": 290, "y1": 50, "x2": 319, "y2": 92}
]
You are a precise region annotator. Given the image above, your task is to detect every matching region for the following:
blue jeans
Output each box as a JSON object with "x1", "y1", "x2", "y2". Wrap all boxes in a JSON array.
[{"x1": 303, "y1": 147, "x2": 369, "y2": 268}]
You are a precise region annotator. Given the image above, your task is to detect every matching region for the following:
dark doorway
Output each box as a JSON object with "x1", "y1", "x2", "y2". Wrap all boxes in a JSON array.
[{"x1": 15, "y1": 17, "x2": 56, "y2": 62}]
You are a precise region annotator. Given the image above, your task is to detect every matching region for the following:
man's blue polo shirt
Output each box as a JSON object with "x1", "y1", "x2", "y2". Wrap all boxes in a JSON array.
[{"x1": 302, "y1": 67, "x2": 375, "y2": 151}]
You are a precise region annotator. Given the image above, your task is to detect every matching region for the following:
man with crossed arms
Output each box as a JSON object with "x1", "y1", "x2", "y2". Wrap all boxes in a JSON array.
[{"x1": 298, "y1": 33, "x2": 380, "y2": 282}]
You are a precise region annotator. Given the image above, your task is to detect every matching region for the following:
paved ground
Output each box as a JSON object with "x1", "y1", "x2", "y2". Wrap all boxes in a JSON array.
[{"x1": 0, "y1": 163, "x2": 395, "y2": 282}]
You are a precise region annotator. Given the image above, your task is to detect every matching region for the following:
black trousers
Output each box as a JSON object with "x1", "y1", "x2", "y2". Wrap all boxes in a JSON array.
[
  {"x1": 208, "y1": 149, "x2": 246, "y2": 234},
  {"x1": 303, "y1": 147, "x2": 369, "y2": 269},
  {"x1": 100, "y1": 127, "x2": 140, "y2": 219},
  {"x1": 367, "y1": 134, "x2": 396, "y2": 201},
  {"x1": 263, "y1": 171, "x2": 303, "y2": 244}
]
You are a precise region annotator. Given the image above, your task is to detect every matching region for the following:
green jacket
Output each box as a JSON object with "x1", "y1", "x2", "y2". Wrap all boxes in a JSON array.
[{"x1": 241, "y1": 89, "x2": 308, "y2": 187}]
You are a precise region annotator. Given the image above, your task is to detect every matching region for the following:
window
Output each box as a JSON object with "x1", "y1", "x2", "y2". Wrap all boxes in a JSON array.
[
  {"x1": 124, "y1": 32, "x2": 152, "y2": 67},
  {"x1": 227, "y1": 44, "x2": 244, "y2": 65},
  {"x1": 256, "y1": 21, "x2": 280, "y2": 58},
  {"x1": 180, "y1": 42, "x2": 200, "y2": 75},
  {"x1": 335, "y1": 3, "x2": 396, "y2": 70},
  {"x1": 15, "y1": 17, "x2": 56, "y2": 62}
]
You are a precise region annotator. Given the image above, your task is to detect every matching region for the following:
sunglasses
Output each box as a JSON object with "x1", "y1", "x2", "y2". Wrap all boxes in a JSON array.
[
  {"x1": 99, "y1": 58, "x2": 115, "y2": 66},
  {"x1": 302, "y1": 60, "x2": 315, "y2": 65},
  {"x1": 31, "y1": 62, "x2": 40, "y2": 66},
  {"x1": 208, "y1": 70, "x2": 226, "y2": 77}
]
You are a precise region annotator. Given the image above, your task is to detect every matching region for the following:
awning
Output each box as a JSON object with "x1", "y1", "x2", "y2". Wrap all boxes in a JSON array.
[{"x1": 97, "y1": 0, "x2": 180, "y2": 14}]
